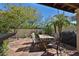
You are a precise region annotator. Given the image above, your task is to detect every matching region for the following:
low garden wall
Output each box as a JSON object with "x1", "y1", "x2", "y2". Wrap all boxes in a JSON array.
[{"x1": 12, "y1": 29, "x2": 43, "y2": 38}]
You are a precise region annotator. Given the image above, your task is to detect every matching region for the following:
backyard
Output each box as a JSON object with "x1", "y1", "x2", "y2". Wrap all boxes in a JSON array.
[{"x1": 0, "y1": 3, "x2": 77, "y2": 56}]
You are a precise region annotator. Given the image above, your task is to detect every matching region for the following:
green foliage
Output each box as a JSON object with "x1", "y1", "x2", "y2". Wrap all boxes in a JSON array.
[
  {"x1": 0, "y1": 40, "x2": 9, "y2": 56},
  {"x1": 0, "y1": 4, "x2": 39, "y2": 33},
  {"x1": 43, "y1": 23, "x2": 53, "y2": 35},
  {"x1": 21, "y1": 22, "x2": 38, "y2": 29},
  {"x1": 42, "y1": 14, "x2": 70, "y2": 35},
  {"x1": 0, "y1": 10, "x2": 11, "y2": 33},
  {"x1": 7, "y1": 5, "x2": 39, "y2": 29},
  {"x1": 50, "y1": 14, "x2": 70, "y2": 33}
]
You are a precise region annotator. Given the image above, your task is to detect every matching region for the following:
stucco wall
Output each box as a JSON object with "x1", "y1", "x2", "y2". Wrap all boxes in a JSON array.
[{"x1": 12, "y1": 29, "x2": 42, "y2": 38}]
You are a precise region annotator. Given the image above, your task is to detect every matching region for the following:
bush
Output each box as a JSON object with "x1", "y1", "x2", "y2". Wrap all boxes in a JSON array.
[
  {"x1": 0, "y1": 40, "x2": 9, "y2": 56},
  {"x1": 43, "y1": 24, "x2": 52, "y2": 35}
]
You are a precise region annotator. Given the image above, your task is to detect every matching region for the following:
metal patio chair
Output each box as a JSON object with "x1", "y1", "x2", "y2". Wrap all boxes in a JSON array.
[{"x1": 31, "y1": 33, "x2": 46, "y2": 51}]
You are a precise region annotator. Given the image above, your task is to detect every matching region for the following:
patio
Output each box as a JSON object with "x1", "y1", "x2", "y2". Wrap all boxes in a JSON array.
[
  {"x1": 0, "y1": 3, "x2": 77, "y2": 56},
  {"x1": 7, "y1": 37, "x2": 79, "y2": 56}
]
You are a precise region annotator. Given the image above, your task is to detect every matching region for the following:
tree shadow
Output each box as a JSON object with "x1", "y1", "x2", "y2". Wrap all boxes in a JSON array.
[
  {"x1": 63, "y1": 44, "x2": 76, "y2": 50},
  {"x1": 22, "y1": 42, "x2": 32, "y2": 45},
  {"x1": 29, "y1": 44, "x2": 45, "y2": 52},
  {"x1": 41, "y1": 51, "x2": 54, "y2": 56},
  {"x1": 16, "y1": 46, "x2": 30, "y2": 52},
  {"x1": 69, "y1": 52, "x2": 79, "y2": 56}
]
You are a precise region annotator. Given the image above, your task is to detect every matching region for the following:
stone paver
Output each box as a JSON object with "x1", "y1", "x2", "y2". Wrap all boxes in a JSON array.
[
  {"x1": 7, "y1": 38, "x2": 79, "y2": 56},
  {"x1": 8, "y1": 38, "x2": 44, "y2": 56}
]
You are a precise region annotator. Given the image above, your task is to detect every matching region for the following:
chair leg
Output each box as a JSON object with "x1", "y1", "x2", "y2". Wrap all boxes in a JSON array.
[
  {"x1": 32, "y1": 42, "x2": 39, "y2": 48},
  {"x1": 31, "y1": 42, "x2": 35, "y2": 48},
  {"x1": 39, "y1": 42, "x2": 47, "y2": 51}
]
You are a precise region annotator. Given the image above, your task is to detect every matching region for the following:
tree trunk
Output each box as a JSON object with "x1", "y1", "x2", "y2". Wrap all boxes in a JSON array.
[
  {"x1": 14, "y1": 29, "x2": 17, "y2": 33},
  {"x1": 54, "y1": 24, "x2": 56, "y2": 33},
  {"x1": 58, "y1": 26, "x2": 62, "y2": 56},
  {"x1": 14, "y1": 29, "x2": 19, "y2": 40}
]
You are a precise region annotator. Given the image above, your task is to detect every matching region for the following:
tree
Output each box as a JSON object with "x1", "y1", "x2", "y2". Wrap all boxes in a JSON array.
[
  {"x1": 51, "y1": 14, "x2": 70, "y2": 34},
  {"x1": 0, "y1": 4, "x2": 40, "y2": 33},
  {"x1": 0, "y1": 10, "x2": 11, "y2": 33},
  {"x1": 50, "y1": 14, "x2": 70, "y2": 55},
  {"x1": 7, "y1": 5, "x2": 39, "y2": 31},
  {"x1": 21, "y1": 21, "x2": 38, "y2": 29}
]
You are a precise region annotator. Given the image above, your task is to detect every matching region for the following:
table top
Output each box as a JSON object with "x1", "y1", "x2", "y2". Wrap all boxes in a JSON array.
[{"x1": 39, "y1": 34, "x2": 55, "y2": 39}]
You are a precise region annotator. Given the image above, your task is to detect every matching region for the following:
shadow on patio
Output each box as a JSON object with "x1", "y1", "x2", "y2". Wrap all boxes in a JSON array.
[
  {"x1": 8, "y1": 38, "x2": 79, "y2": 56},
  {"x1": 69, "y1": 52, "x2": 79, "y2": 56}
]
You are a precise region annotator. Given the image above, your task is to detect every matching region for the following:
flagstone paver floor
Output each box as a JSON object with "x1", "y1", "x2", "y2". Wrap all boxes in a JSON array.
[{"x1": 7, "y1": 38, "x2": 79, "y2": 56}]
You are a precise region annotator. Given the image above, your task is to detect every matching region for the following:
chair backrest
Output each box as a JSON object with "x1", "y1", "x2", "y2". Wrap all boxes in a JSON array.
[
  {"x1": 31, "y1": 33, "x2": 40, "y2": 43},
  {"x1": 54, "y1": 33, "x2": 59, "y2": 40}
]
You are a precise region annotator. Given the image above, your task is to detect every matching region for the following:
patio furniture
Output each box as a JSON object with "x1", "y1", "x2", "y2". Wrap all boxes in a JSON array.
[
  {"x1": 39, "y1": 34, "x2": 55, "y2": 42},
  {"x1": 39, "y1": 34, "x2": 55, "y2": 48},
  {"x1": 31, "y1": 33, "x2": 40, "y2": 47},
  {"x1": 39, "y1": 35, "x2": 55, "y2": 39},
  {"x1": 31, "y1": 33, "x2": 46, "y2": 51}
]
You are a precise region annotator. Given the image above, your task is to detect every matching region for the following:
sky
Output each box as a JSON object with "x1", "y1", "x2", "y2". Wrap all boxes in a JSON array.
[{"x1": 0, "y1": 3, "x2": 76, "y2": 23}]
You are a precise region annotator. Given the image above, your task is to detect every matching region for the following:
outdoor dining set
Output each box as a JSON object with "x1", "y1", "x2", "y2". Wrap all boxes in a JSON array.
[
  {"x1": 30, "y1": 32, "x2": 64, "y2": 56},
  {"x1": 31, "y1": 32, "x2": 55, "y2": 50}
]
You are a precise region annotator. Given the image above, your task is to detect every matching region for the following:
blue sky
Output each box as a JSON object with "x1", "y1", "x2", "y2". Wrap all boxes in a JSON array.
[
  {"x1": 0, "y1": 3, "x2": 74, "y2": 16},
  {"x1": 0, "y1": 3, "x2": 76, "y2": 23}
]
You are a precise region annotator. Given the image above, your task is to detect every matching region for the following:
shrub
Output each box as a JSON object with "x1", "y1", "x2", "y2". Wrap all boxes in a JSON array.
[
  {"x1": 0, "y1": 40, "x2": 9, "y2": 56},
  {"x1": 43, "y1": 24, "x2": 52, "y2": 35}
]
